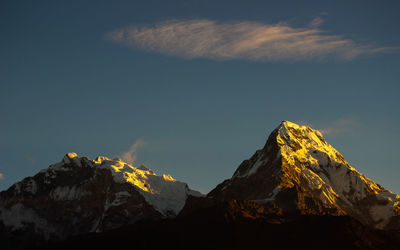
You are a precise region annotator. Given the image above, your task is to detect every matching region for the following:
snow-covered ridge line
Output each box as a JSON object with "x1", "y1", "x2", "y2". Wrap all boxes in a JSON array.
[
  {"x1": 0, "y1": 152, "x2": 202, "y2": 240},
  {"x1": 276, "y1": 121, "x2": 400, "y2": 228},
  {"x1": 277, "y1": 121, "x2": 385, "y2": 196},
  {"x1": 38, "y1": 152, "x2": 202, "y2": 216}
]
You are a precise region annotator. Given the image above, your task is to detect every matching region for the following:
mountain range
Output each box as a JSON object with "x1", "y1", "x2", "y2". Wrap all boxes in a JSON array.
[{"x1": 1, "y1": 121, "x2": 399, "y2": 249}]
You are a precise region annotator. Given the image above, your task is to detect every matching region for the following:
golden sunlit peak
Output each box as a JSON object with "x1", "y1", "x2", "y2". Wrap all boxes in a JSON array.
[
  {"x1": 279, "y1": 120, "x2": 325, "y2": 141},
  {"x1": 62, "y1": 152, "x2": 80, "y2": 164},
  {"x1": 93, "y1": 156, "x2": 112, "y2": 164},
  {"x1": 281, "y1": 120, "x2": 301, "y2": 129},
  {"x1": 66, "y1": 152, "x2": 78, "y2": 159},
  {"x1": 280, "y1": 121, "x2": 323, "y2": 135},
  {"x1": 163, "y1": 174, "x2": 176, "y2": 182},
  {"x1": 272, "y1": 119, "x2": 394, "y2": 218}
]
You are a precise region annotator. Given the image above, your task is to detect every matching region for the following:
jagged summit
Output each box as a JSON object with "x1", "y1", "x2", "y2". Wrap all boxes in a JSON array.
[
  {"x1": 0, "y1": 152, "x2": 201, "y2": 240},
  {"x1": 277, "y1": 120, "x2": 348, "y2": 166},
  {"x1": 209, "y1": 121, "x2": 400, "y2": 230},
  {"x1": 49, "y1": 152, "x2": 202, "y2": 215}
]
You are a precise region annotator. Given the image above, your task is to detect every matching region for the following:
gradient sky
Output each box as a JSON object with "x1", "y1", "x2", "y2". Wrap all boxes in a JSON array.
[{"x1": 1, "y1": 0, "x2": 399, "y2": 194}]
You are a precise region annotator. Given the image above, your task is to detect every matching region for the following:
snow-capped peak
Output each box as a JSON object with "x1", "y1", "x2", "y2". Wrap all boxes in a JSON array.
[
  {"x1": 0, "y1": 152, "x2": 203, "y2": 240},
  {"x1": 276, "y1": 121, "x2": 384, "y2": 197},
  {"x1": 276, "y1": 121, "x2": 399, "y2": 226},
  {"x1": 59, "y1": 153, "x2": 201, "y2": 215},
  {"x1": 209, "y1": 121, "x2": 400, "y2": 230},
  {"x1": 24, "y1": 153, "x2": 202, "y2": 216},
  {"x1": 278, "y1": 121, "x2": 349, "y2": 167}
]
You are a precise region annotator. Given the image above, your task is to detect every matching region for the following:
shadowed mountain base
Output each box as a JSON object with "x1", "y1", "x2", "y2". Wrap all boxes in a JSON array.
[{"x1": 36, "y1": 197, "x2": 400, "y2": 250}]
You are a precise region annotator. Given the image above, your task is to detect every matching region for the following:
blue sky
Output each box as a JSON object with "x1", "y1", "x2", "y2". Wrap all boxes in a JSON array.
[{"x1": 1, "y1": 0, "x2": 399, "y2": 194}]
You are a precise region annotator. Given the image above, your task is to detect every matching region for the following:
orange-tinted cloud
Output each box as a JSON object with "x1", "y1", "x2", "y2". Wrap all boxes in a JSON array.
[
  {"x1": 106, "y1": 18, "x2": 398, "y2": 61},
  {"x1": 120, "y1": 139, "x2": 145, "y2": 165}
]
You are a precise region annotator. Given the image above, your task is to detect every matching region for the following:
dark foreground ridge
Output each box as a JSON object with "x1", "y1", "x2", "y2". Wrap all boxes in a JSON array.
[{"x1": 40, "y1": 197, "x2": 400, "y2": 250}]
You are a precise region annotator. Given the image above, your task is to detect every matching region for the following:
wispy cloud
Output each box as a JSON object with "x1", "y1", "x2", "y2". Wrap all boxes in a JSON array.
[
  {"x1": 319, "y1": 118, "x2": 358, "y2": 135},
  {"x1": 106, "y1": 18, "x2": 397, "y2": 61},
  {"x1": 120, "y1": 139, "x2": 145, "y2": 165},
  {"x1": 309, "y1": 17, "x2": 324, "y2": 28}
]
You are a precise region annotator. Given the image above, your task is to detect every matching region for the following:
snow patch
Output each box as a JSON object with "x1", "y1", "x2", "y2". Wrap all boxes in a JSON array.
[
  {"x1": 50, "y1": 186, "x2": 91, "y2": 200},
  {"x1": 234, "y1": 156, "x2": 268, "y2": 178},
  {"x1": 110, "y1": 191, "x2": 132, "y2": 207},
  {"x1": 253, "y1": 185, "x2": 282, "y2": 204},
  {"x1": 246, "y1": 157, "x2": 268, "y2": 177},
  {"x1": 0, "y1": 203, "x2": 57, "y2": 239},
  {"x1": 369, "y1": 204, "x2": 394, "y2": 229},
  {"x1": 265, "y1": 185, "x2": 282, "y2": 201}
]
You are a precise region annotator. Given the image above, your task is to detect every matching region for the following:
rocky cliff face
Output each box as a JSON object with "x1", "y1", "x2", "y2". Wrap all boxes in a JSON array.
[
  {"x1": 208, "y1": 121, "x2": 400, "y2": 230},
  {"x1": 0, "y1": 153, "x2": 201, "y2": 241}
]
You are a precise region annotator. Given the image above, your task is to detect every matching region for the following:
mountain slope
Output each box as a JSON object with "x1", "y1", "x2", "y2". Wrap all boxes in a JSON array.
[
  {"x1": 208, "y1": 121, "x2": 400, "y2": 230},
  {"x1": 0, "y1": 153, "x2": 200, "y2": 242},
  {"x1": 42, "y1": 197, "x2": 400, "y2": 250}
]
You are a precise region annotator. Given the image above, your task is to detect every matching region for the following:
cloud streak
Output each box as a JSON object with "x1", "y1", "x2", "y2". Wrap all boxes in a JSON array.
[
  {"x1": 120, "y1": 139, "x2": 145, "y2": 165},
  {"x1": 106, "y1": 18, "x2": 397, "y2": 61},
  {"x1": 309, "y1": 17, "x2": 324, "y2": 28},
  {"x1": 319, "y1": 118, "x2": 358, "y2": 135}
]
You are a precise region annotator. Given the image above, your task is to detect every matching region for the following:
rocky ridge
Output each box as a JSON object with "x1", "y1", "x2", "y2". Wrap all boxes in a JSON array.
[
  {"x1": 208, "y1": 121, "x2": 400, "y2": 230},
  {"x1": 0, "y1": 153, "x2": 200, "y2": 241}
]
